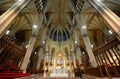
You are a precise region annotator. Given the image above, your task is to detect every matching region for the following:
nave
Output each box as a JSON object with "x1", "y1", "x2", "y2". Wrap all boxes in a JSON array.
[{"x1": 0, "y1": 0, "x2": 120, "y2": 79}]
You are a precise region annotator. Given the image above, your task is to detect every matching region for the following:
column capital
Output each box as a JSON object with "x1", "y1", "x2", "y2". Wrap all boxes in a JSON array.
[{"x1": 88, "y1": 0, "x2": 120, "y2": 34}]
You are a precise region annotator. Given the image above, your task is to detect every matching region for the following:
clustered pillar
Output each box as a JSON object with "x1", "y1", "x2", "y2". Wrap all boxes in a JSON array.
[
  {"x1": 0, "y1": 0, "x2": 31, "y2": 38},
  {"x1": 88, "y1": 0, "x2": 120, "y2": 35},
  {"x1": 20, "y1": 36, "x2": 36, "y2": 73},
  {"x1": 76, "y1": 14, "x2": 98, "y2": 67}
]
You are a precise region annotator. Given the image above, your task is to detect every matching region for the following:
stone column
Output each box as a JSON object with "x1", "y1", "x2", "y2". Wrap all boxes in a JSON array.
[
  {"x1": 20, "y1": 10, "x2": 43, "y2": 72},
  {"x1": 63, "y1": 55, "x2": 66, "y2": 68},
  {"x1": 48, "y1": 53, "x2": 51, "y2": 70},
  {"x1": 76, "y1": 47, "x2": 82, "y2": 65},
  {"x1": 0, "y1": 0, "x2": 30, "y2": 37},
  {"x1": 74, "y1": 29, "x2": 82, "y2": 65},
  {"x1": 83, "y1": 36, "x2": 97, "y2": 67},
  {"x1": 36, "y1": 48, "x2": 43, "y2": 69},
  {"x1": 73, "y1": 29, "x2": 79, "y2": 45},
  {"x1": 0, "y1": 48, "x2": 4, "y2": 54},
  {"x1": 20, "y1": 36, "x2": 36, "y2": 73},
  {"x1": 68, "y1": 55, "x2": 73, "y2": 77},
  {"x1": 88, "y1": 0, "x2": 120, "y2": 35},
  {"x1": 43, "y1": 53, "x2": 47, "y2": 77},
  {"x1": 72, "y1": 53, "x2": 77, "y2": 68},
  {"x1": 76, "y1": 14, "x2": 97, "y2": 67}
]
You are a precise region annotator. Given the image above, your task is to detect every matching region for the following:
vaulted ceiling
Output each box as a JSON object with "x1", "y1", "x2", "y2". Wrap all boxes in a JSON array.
[{"x1": 0, "y1": 0, "x2": 120, "y2": 52}]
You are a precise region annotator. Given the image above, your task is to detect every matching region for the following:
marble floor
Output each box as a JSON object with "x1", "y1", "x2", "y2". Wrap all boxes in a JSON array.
[{"x1": 15, "y1": 74, "x2": 120, "y2": 79}]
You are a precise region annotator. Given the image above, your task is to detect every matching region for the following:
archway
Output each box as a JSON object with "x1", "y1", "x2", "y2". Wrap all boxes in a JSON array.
[
  {"x1": 55, "y1": 52, "x2": 65, "y2": 69},
  {"x1": 56, "y1": 53, "x2": 64, "y2": 69}
]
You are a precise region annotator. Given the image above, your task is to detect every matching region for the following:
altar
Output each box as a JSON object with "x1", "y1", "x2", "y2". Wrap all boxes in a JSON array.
[{"x1": 50, "y1": 68, "x2": 69, "y2": 77}]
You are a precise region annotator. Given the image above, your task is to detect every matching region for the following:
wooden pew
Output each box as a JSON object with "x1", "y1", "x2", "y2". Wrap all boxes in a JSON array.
[{"x1": 0, "y1": 71, "x2": 30, "y2": 79}]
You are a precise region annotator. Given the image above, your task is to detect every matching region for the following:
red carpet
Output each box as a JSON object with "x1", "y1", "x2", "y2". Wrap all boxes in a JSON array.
[{"x1": 0, "y1": 71, "x2": 30, "y2": 79}]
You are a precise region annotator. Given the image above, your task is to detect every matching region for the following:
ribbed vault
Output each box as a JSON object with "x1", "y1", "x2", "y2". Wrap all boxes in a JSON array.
[{"x1": 0, "y1": 0, "x2": 120, "y2": 59}]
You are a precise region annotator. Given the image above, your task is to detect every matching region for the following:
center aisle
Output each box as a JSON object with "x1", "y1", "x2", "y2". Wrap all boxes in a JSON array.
[
  {"x1": 41, "y1": 77, "x2": 76, "y2": 79},
  {"x1": 15, "y1": 74, "x2": 82, "y2": 79}
]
